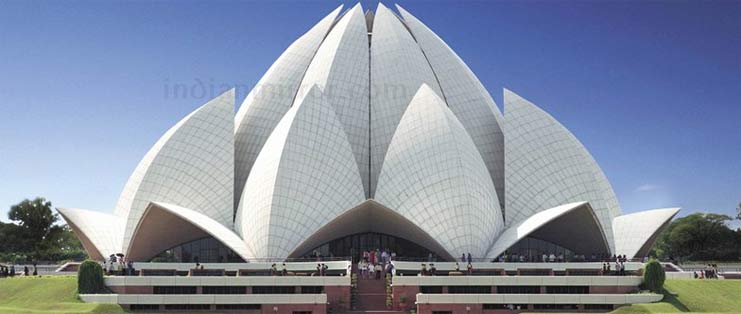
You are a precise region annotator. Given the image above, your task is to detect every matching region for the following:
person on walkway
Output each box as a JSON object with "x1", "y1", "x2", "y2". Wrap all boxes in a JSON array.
[
  {"x1": 126, "y1": 261, "x2": 134, "y2": 276},
  {"x1": 23, "y1": 266, "x2": 28, "y2": 276},
  {"x1": 461, "y1": 253, "x2": 466, "y2": 263},
  {"x1": 467, "y1": 253, "x2": 472, "y2": 264},
  {"x1": 385, "y1": 261, "x2": 394, "y2": 277},
  {"x1": 375, "y1": 263, "x2": 382, "y2": 279},
  {"x1": 467, "y1": 263, "x2": 473, "y2": 275},
  {"x1": 420, "y1": 263, "x2": 427, "y2": 276},
  {"x1": 364, "y1": 260, "x2": 370, "y2": 279},
  {"x1": 281, "y1": 263, "x2": 287, "y2": 276}
]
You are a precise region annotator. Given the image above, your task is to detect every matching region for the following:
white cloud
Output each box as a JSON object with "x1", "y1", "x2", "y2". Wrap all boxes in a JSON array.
[{"x1": 635, "y1": 184, "x2": 661, "y2": 192}]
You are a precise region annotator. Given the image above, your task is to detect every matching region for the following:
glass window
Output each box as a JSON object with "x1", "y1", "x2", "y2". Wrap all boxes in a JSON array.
[{"x1": 150, "y1": 237, "x2": 246, "y2": 263}]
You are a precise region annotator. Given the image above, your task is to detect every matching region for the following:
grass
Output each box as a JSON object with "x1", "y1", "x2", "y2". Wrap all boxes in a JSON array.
[
  {"x1": 0, "y1": 276, "x2": 738, "y2": 314},
  {"x1": 0, "y1": 276, "x2": 124, "y2": 314},
  {"x1": 611, "y1": 279, "x2": 741, "y2": 313}
]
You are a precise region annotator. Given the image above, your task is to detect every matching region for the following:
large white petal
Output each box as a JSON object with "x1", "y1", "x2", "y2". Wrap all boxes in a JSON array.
[
  {"x1": 236, "y1": 85, "x2": 365, "y2": 259},
  {"x1": 504, "y1": 89, "x2": 622, "y2": 251},
  {"x1": 116, "y1": 89, "x2": 235, "y2": 252},
  {"x1": 234, "y1": 5, "x2": 343, "y2": 211},
  {"x1": 397, "y1": 4, "x2": 505, "y2": 206},
  {"x1": 375, "y1": 84, "x2": 503, "y2": 258}
]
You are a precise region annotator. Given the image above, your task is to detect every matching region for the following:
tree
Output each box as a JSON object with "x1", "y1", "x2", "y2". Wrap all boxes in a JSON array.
[
  {"x1": 736, "y1": 202, "x2": 741, "y2": 220},
  {"x1": 652, "y1": 212, "x2": 738, "y2": 261},
  {"x1": 643, "y1": 259, "x2": 665, "y2": 293},
  {"x1": 8, "y1": 197, "x2": 59, "y2": 259},
  {"x1": 39, "y1": 224, "x2": 86, "y2": 261},
  {"x1": 1, "y1": 197, "x2": 86, "y2": 262}
]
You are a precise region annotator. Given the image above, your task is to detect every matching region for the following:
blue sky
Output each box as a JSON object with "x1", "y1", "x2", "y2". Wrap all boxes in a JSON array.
[{"x1": 0, "y1": 0, "x2": 739, "y2": 224}]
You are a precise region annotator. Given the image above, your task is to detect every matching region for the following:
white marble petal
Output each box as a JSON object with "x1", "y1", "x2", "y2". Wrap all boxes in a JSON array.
[
  {"x1": 485, "y1": 202, "x2": 610, "y2": 258},
  {"x1": 116, "y1": 89, "x2": 235, "y2": 252},
  {"x1": 397, "y1": 4, "x2": 505, "y2": 206},
  {"x1": 234, "y1": 5, "x2": 343, "y2": 211},
  {"x1": 236, "y1": 85, "x2": 366, "y2": 259},
  {"x1": 504, "y1": 89, "x2": 622, "y2": 251},
  {"x1": 613, "y1": 208, "x2": 680, "y2": 258},
  {"x1": 369, "y1": 3, "x2": 443, "y2": 197},
  {"x1": 126, "y1": 202, "x2": 253, "y2": 261},
  {"x1": 375, "y1": 84, "x2": 504, "y2": 258},
  {"x1": 57, "y1": 208, "x2": 124, "y2": 260},
  {"x1": 295, "y1": 3, "x2": 370, "y2": 197}
]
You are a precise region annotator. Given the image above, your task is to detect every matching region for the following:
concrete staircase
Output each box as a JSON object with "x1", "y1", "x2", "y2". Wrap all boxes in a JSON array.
[
  {"x1": 355, "y1": 277, "x2": 387, "y2": 311},
  {"x1": 345, "y1": 271, "x2": 405, "y2": 314}
]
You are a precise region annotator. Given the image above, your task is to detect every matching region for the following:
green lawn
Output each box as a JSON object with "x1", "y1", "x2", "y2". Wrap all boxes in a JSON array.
[
  {"x1": 0, "y1": 277, "x2": 737, "y2": 314},
  {"x1": 0, "y1": 276, "x2": 124, "y2": 314},
  {"x1": 612, "y1": 279, "x2": 741, "y2": 313}
]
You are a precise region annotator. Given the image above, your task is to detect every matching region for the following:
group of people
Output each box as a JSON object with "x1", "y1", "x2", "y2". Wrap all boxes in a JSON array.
[
  {"x1": 357, "y1": 248, "x2": 396, "y2": 280},
  {"x1": 269, "y1": 263, "x2": 287, "y2": 276},
  {"x1": 420, "y1": 262, "x2": 474, "y2": 276},
  {"x1": 694, "y1": 264, "x2": 720, "y2": 279},
  {"x1": 105, "y1": 254, "x2": 135, "y2": 276},
  {"x1": 0, "y1": 264, "x2": 37, "y2": 277},
  {"x1": 496, "y1": 252, "x2": 617, "y2": 263},
  {"x1": 0, "y1": 265, "x2": 15, "y2": 277},
  {"x1": 268, "y1": 262, "x2": 331, "y2": 276},
  {"x1": 460, "y1": 253, "x2": 473, "y2": 264},
  {"x1": 602, "y1": 255, "x2": 629, "y2": 276}
]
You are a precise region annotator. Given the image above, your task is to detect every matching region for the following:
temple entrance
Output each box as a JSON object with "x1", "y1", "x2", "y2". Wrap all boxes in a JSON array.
[
  {"x1": 300, "y1": 232, "x2": 434, "y2": 263},
  {"x1": 501, "y1": 236, "x2": 608, "y2": 262},
  {"x1": 286, "y1": 200, "x2": 455, "y2": 261}
]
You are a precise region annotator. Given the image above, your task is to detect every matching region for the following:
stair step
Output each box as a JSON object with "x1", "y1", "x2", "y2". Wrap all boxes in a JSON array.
[{"x1": 351, "y1": 269, "x2": 393, "y2": 312}]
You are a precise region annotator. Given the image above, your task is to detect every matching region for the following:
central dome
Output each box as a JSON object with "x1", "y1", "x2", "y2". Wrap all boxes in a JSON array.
[{"x1": 233, "y1": 3, "x2": 508, "y2": 259}]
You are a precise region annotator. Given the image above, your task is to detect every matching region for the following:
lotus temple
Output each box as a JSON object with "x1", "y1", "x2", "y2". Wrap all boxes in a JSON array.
[{"x1": 60, "y1": 3, "x2": 682, "y2": 313}]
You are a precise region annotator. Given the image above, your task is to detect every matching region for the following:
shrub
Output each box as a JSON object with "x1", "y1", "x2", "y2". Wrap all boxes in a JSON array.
[
  {"x1": 399, "y1": 294, "x2": 408, "y2": 304},
  {"x1": 78, "y1": 260, "x2": 105, "y2": 294},
  {"x1": 643, "y1": 259, "x2": 666, "y2": 293}
]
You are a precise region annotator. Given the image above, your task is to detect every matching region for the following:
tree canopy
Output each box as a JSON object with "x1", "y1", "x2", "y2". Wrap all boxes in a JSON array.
[
  {"x1": 652, "y1": 212, "x2": 740, "y2": 261},
  {"x1": 0, "y1": 197, "x2": 86, "y2": 263}
]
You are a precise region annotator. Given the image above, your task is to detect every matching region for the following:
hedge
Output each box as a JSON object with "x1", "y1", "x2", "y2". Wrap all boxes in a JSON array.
[
  {"x1": 78, "y1": 260, "x2": 105, "y2": 294},
  {"x1": 643, "y1": 259, "x2": 666, "y2": 293}
]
